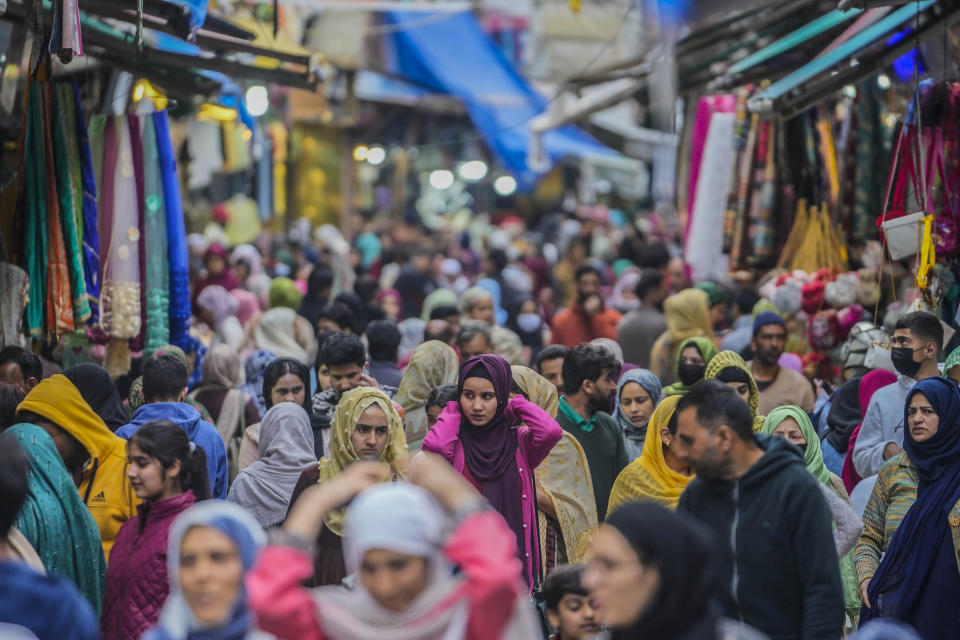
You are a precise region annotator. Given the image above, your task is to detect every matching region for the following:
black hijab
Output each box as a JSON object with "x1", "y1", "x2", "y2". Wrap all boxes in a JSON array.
[
  {"x1": 64, "y1": 363, "x2": 128, "y2": 432},
  {"x1": 606, "y1": 502, "x2": 719, "y2": 640},
  {"x1": 825, "y1": 376, "x2": 863, "y2": 453}
]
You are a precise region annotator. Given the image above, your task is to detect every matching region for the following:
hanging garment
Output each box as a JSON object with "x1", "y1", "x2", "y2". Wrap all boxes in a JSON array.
[
  {"x1": 74, "y1": 83, "x2": 101, "y2": 321},
  {"x1": 686, "y1": 111, "x2": 735, "y2": 282},
  {"x1": 51, "y1": 83, "x2": 90, "y2": 326},
  {"x1": 0, "y1": 263, "x2": 28, "y2": 346},
  {"x1": 22, "y1": 83, "x2": 47, "y2": 338},
  {"x1": 141, "y1": 115, "x2": 170, "y2": 354},
  {"x1": 154, "y1": 111, "x2": 191, "y2": 351}
]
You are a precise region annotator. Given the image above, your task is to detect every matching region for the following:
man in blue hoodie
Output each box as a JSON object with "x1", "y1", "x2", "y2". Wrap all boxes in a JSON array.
[
  {"x1": 117, "y1": 354, "x2": 228, "y2": 499},
  {"x1": 675, "y1": 380, "x2": 844, "y2": 640}
]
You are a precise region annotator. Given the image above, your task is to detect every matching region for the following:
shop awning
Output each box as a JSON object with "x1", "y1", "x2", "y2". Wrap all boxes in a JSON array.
[{"x1": 380, "y1": 9, "x2": 618, "y2": 192}]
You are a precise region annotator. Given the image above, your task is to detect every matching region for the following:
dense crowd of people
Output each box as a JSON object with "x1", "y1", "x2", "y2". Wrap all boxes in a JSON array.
[{"x1": 0, "y1": 216, "x2": 956, "y2": 640}]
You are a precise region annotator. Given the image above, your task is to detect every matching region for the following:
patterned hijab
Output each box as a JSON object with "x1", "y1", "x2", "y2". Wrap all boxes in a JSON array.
[
  {"x1": 705, "y1": 350, "x2": 765, "y2": 431},
  {"x1": 395, "y1": 341, "x2": 459, "y2": 449},
  {"x1": 317, "y1": 387, "x2": 408, "y2": 535}
]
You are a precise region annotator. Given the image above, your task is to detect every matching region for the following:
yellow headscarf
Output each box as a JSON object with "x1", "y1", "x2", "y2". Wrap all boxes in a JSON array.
[
  {"x1": 513, "y1": 366, "x2": 598, "y2": 565},
  {"x1": 664, "y1": 288, "x2": 712, "y2": 345},
  {"x1": 608, "y1": 395, "x2": 692, "y2": 511},
  {"x1": 317, "y1": 387, "x2": 408, "y2": 535},
  {"x1": 396, "y1": 341, "x2": 459, "y2": 450},
  {"x1": 704, "y1": 350, "x2": 766, "y2": 431}
]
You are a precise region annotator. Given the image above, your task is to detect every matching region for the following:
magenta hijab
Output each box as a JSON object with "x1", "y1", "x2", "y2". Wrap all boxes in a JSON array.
[{"x1": 457, "y1": 354, "x2": 524, "y2": 571}]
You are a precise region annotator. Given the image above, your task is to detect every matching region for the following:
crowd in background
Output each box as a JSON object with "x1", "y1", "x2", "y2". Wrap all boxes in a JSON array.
[{"x1": 0, "y1": 209, "x2": 957, "y2": 640}]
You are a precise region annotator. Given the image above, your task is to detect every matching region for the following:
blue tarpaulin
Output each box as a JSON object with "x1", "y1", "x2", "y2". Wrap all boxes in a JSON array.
[{"x1": 381, "y1": 10, "x2": 618, "y2": 192}]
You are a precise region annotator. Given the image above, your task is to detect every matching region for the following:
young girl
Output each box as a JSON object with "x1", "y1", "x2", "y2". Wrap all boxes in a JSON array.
[{"x1": 101, "y1": 420, "x2": 210, "y2": 640}]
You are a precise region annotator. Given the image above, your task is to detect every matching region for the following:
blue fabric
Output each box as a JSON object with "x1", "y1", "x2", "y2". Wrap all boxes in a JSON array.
[
  {"x1": 752, "y1": 310, "x2": 786, "y2": 335},
  {"x1": 117, "y1": 403, "x2": 229, "y2": 499},
  {"x1": 154, "y1": 111, "x2": 191, "y2": 352},
  {"x1": 862, "y1": 377, "x2": 960, "y2": 627},
  {"x1": 186, "y1": 337, "x2": 207, "y2": 391},
  {"x1": 380, "y1": 10, "x2": 616, "y2": 192},
  {"x1": 239, "y1": 349, "x2": 276, "y2": 418},
  {"x1": 613, "y1": 368, "x2": 662, "y2": 433},
  {"x1": 72, "y1": 82, "x2": 100, "y2": 322},
  {"x1": 0, "y1": 561, "x2": 99, "y2": 640},
  {"x1": 821, "y1": 438, "x2": 845, "y2": 477}
]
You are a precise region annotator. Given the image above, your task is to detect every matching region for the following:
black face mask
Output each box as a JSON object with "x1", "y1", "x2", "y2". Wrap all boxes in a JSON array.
[
  {"x1": 678, "y1": 363, "x2": 706, "y2": 386},
  {"x1": 891, "y1": 347, "x2": 922, "y2": 378}
]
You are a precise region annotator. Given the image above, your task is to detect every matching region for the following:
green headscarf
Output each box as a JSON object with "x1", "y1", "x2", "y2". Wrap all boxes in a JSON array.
[
  {"x1": 695, "y1": 281, "x2": 725, "y2": 307},
  {"x1": 945, "y1": 346, "x2": 960, "y2": 377},
  {"x1": 762, "y1": 406, "x2": 831, "y2": 486},
  {"x1": 662, "y1": 337, "x2": 718, "y2": 397},
  {"x1": 5, "y1": 423, "x2": 106, "y2": 614},
  {"x1": 420, "y1": 288, "x2": 458, "y2": 323},
  {"x1": 269, "y1": 277, "x2": 303, "y2": 310}
]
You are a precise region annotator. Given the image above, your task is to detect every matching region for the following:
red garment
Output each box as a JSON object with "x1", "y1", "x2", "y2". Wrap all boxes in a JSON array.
[
  {"x1": 841, "y1": 369, "x2": 897, "y2": 493},
  {"x1": 549, "y1": 302, "x2": 621, "y2": 347},
  {"x1": 247, "y1": 512, "x2": 526, "y2": 640},
  {"x1": 101, "y1": 491, "x2": 197, "y2": 640}
]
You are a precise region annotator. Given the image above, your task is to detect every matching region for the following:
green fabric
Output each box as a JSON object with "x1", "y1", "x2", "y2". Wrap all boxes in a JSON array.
[
  {"x1": 945, "y1": 346, "x2": 960, "y2": 376},
  {"x1": 694, "y1": 281, "x2": 725, "y2": 307},
  {"x1": 51, "y1": 83, "x2": 90, "y2": 325},
  {"x1": 23, "y1": 83, "x2": 48, "y2": 337},
  {"x1": 141, "y1": 116, "x2": 170, "y2": 355},
  {"x1": 60, "y1": 84, "x2": 85, "y2": 256},
  {"x1": 662, "y1": 336, "x2": 718, "y2": 397},
  {"x1": 269, "y1": 277, "x2": 303, "y2": 310},
  {"x1": 612, "y1": 259, "x2": 635, "y2": 278},
  {"x1": 761, "y1": 406, "x2": 831, "y2": 485},
  {"x1": 555, "y1": 401, "x2": 628, "y2": 520},
  {"x1": 6, "y1": 423, "x2": 106, "y2": 615},
  {"x1": 420, "y1": 288, "x2": 458, "y2": 323},
  {"x1": 751, "y1": 298, "x2": 781, "y2": 317},
  {"x1": 558, "y1": 395, "x2": 600, "y2": 433}
]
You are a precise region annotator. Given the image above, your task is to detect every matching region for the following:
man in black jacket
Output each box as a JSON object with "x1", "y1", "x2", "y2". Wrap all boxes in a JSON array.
[{"x1": 674, "y1": 380, "x2": 844, "y2": 640}]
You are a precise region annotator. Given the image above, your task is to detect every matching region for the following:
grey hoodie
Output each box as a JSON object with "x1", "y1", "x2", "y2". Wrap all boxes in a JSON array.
[{"x1": 852, "y1": 374, "x2": 914, "y2": 478}]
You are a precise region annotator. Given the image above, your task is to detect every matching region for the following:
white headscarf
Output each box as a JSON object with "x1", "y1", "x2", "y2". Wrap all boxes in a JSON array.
[{"x1": 227, "y1": 403, "x2": 316, "y2": 527}]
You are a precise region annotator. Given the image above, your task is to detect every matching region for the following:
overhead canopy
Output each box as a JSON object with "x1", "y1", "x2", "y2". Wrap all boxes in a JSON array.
[{"x1": 380, "y1": 10, "x2": 618, "y2": 192}]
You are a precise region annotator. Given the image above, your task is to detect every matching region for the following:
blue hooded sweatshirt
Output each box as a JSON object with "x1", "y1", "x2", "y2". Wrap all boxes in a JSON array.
[
  {"x1": 0, "y1": 561, "x2": 99, "y2": 640},
  {"x1": 116, "y1": 402, "x2": 229, "y2": 499}
]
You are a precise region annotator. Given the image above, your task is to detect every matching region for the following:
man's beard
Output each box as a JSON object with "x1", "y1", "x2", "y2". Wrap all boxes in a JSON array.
[{"x1": 588, "y1": 389, "x2": 612, "y2": 414}]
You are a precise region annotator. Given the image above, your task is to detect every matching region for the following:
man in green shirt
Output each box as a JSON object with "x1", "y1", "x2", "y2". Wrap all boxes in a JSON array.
[{"x1": 556, "y1": 343, "x2": 627, "y2": 520}]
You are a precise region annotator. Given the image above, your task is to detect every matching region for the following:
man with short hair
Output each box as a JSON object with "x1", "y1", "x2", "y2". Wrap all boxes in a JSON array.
[
  {"x1": 748, "y1": 311, "x2": 815, "y2": 414},
  {"x1": 543, "y1": 565, "x2": 598, "y2": 640},
  {"x1": 853, "y1": 310, "x2": 943, "y2": 477},
  {"x1": 556, "y1": 343, "x2": 626, "y2": 519},
  {"x1": 429, "y1": 304, "x2": 461, "y2": 334},
  {"x1": 365, "y1": 320, "x2": 403, "y2": 388},
  {"x1": 316, "y1": 302, "x2": 357, "y2": 334},
  {"x1": 116, "y1": 354, "x2": 229, "y2": 498},
  {"x1": 550, "y1": 265, "x2": 622, "y2": 347},
  {"x1": 616, "y1": 269, "x2": 668, "y2": 367},
  {"x1": 536, "y1": 345, "x2": 569, "y2": 393},
  {"x1": 424, "y1": 319, "x2": 457, "y2": 347},
  {"x1": 456, "y1": 321, "x2": 494, "y2": 361},
  {"x1": 311, "y1": 332, "x2": 396, "y2": 458},
  {"x1": 0, "y1": 439, "x2": 99, "y2": 639},
  {"x1": 0, "y1": 346, "x2": 42, "y2": 393},
  {"x1": 675, "y1": 380, "x2": 844, "y2": 640}
]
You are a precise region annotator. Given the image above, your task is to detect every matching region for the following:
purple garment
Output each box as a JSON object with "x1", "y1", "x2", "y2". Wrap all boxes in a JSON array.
[{"x1": 424, "y1": 356, "x2": 562, "y2": 589}]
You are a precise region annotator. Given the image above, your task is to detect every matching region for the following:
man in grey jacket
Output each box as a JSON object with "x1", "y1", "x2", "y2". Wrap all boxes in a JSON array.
[{"x1": 852, "y1": 311, "x2": 942, "y2": 478}]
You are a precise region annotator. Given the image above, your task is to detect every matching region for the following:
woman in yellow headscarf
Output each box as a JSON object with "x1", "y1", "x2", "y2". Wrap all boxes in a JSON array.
[
  {"x1": 395, "y1": 341, "x2": 460, "y2": 452},
  {"x1": 649, "y1": 288, "x2": 714, "y2": 385},
  {"x1": 285, "y1": 387, "x2": 408, "y2": 586},
  {"x1": 705, "y1": 350, "x2": 766, "y2": 431},
  {"x1": 512, "y1": 366, "x2": 598, "y2": 575},
  {"x1": 608, "y1": 395, "x2": 693, "y2": 511}
]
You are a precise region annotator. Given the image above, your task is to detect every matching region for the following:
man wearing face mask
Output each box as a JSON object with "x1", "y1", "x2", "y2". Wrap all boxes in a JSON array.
[
  {"x1": 853, "y1": 311, "x2": 942, "y2": 478},
  {"x1": 550, "y1": 265, "x2": 622, "y2": 348}
]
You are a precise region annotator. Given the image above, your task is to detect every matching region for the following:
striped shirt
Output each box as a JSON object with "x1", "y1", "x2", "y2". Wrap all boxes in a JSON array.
[{"x1": 854, "y1": 453, "x2": 918, "y2": 582}]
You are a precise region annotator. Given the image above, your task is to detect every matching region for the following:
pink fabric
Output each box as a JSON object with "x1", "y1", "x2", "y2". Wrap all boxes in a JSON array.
[
  {"x1": 246, "y1": 512, "x2": 525, "y2": 640},
  {"x1": 841, "y1": 370, "x2": 897, "y2": 493},
  {"x1": 778, "y1": 353, "x2": 804, "y2": 372},
  {"x1": 684, "y1": 95, "x2": 736, "y2": 246},
  {"x1": 422, "y1": 396, "x2": 562, "y2": 588},
  {"x1": 230, "y1": 288, "x2": 261, "y2": 326},
  {"x1": 101, "y1": 491, "x2": 197, "y2": 640}
]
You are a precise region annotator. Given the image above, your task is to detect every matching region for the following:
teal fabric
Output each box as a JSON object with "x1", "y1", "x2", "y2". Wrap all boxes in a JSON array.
[
  {"x1": 6, "y1": 423, "x2": 106, "y2": 615},
  {"x1": 141, "y1": 116, "x2": 170, "y2": 356},
  {"x1": 23, "y1": 83, "x2": 48, "y2": 337}
]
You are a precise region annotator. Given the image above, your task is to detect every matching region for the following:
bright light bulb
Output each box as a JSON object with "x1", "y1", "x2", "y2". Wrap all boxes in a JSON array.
[
  {"x1": 429, "y1": 169, "x2": 455, "y2": 190},
  {"x1": 877, "y1": 74, "x2": 891, "y2": 90},
  {"x1": 458, "y1": 160, "x2": 488, "y2": 181},
  {"x1": 353, "y1": 145, "x2": 369, "y2": 162},
  {"x1": 843, "y1": 85, "x2": 857, "y2": 99},
  {"x1": 367, "y1": 146, "x2": 386, "y2": 165},
  {"x1": 493, "y1": 175, "x2": 517, "y2": 196},
  {"x1": 245, "y1": 85, "x2": 269, "y2": 117}
]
